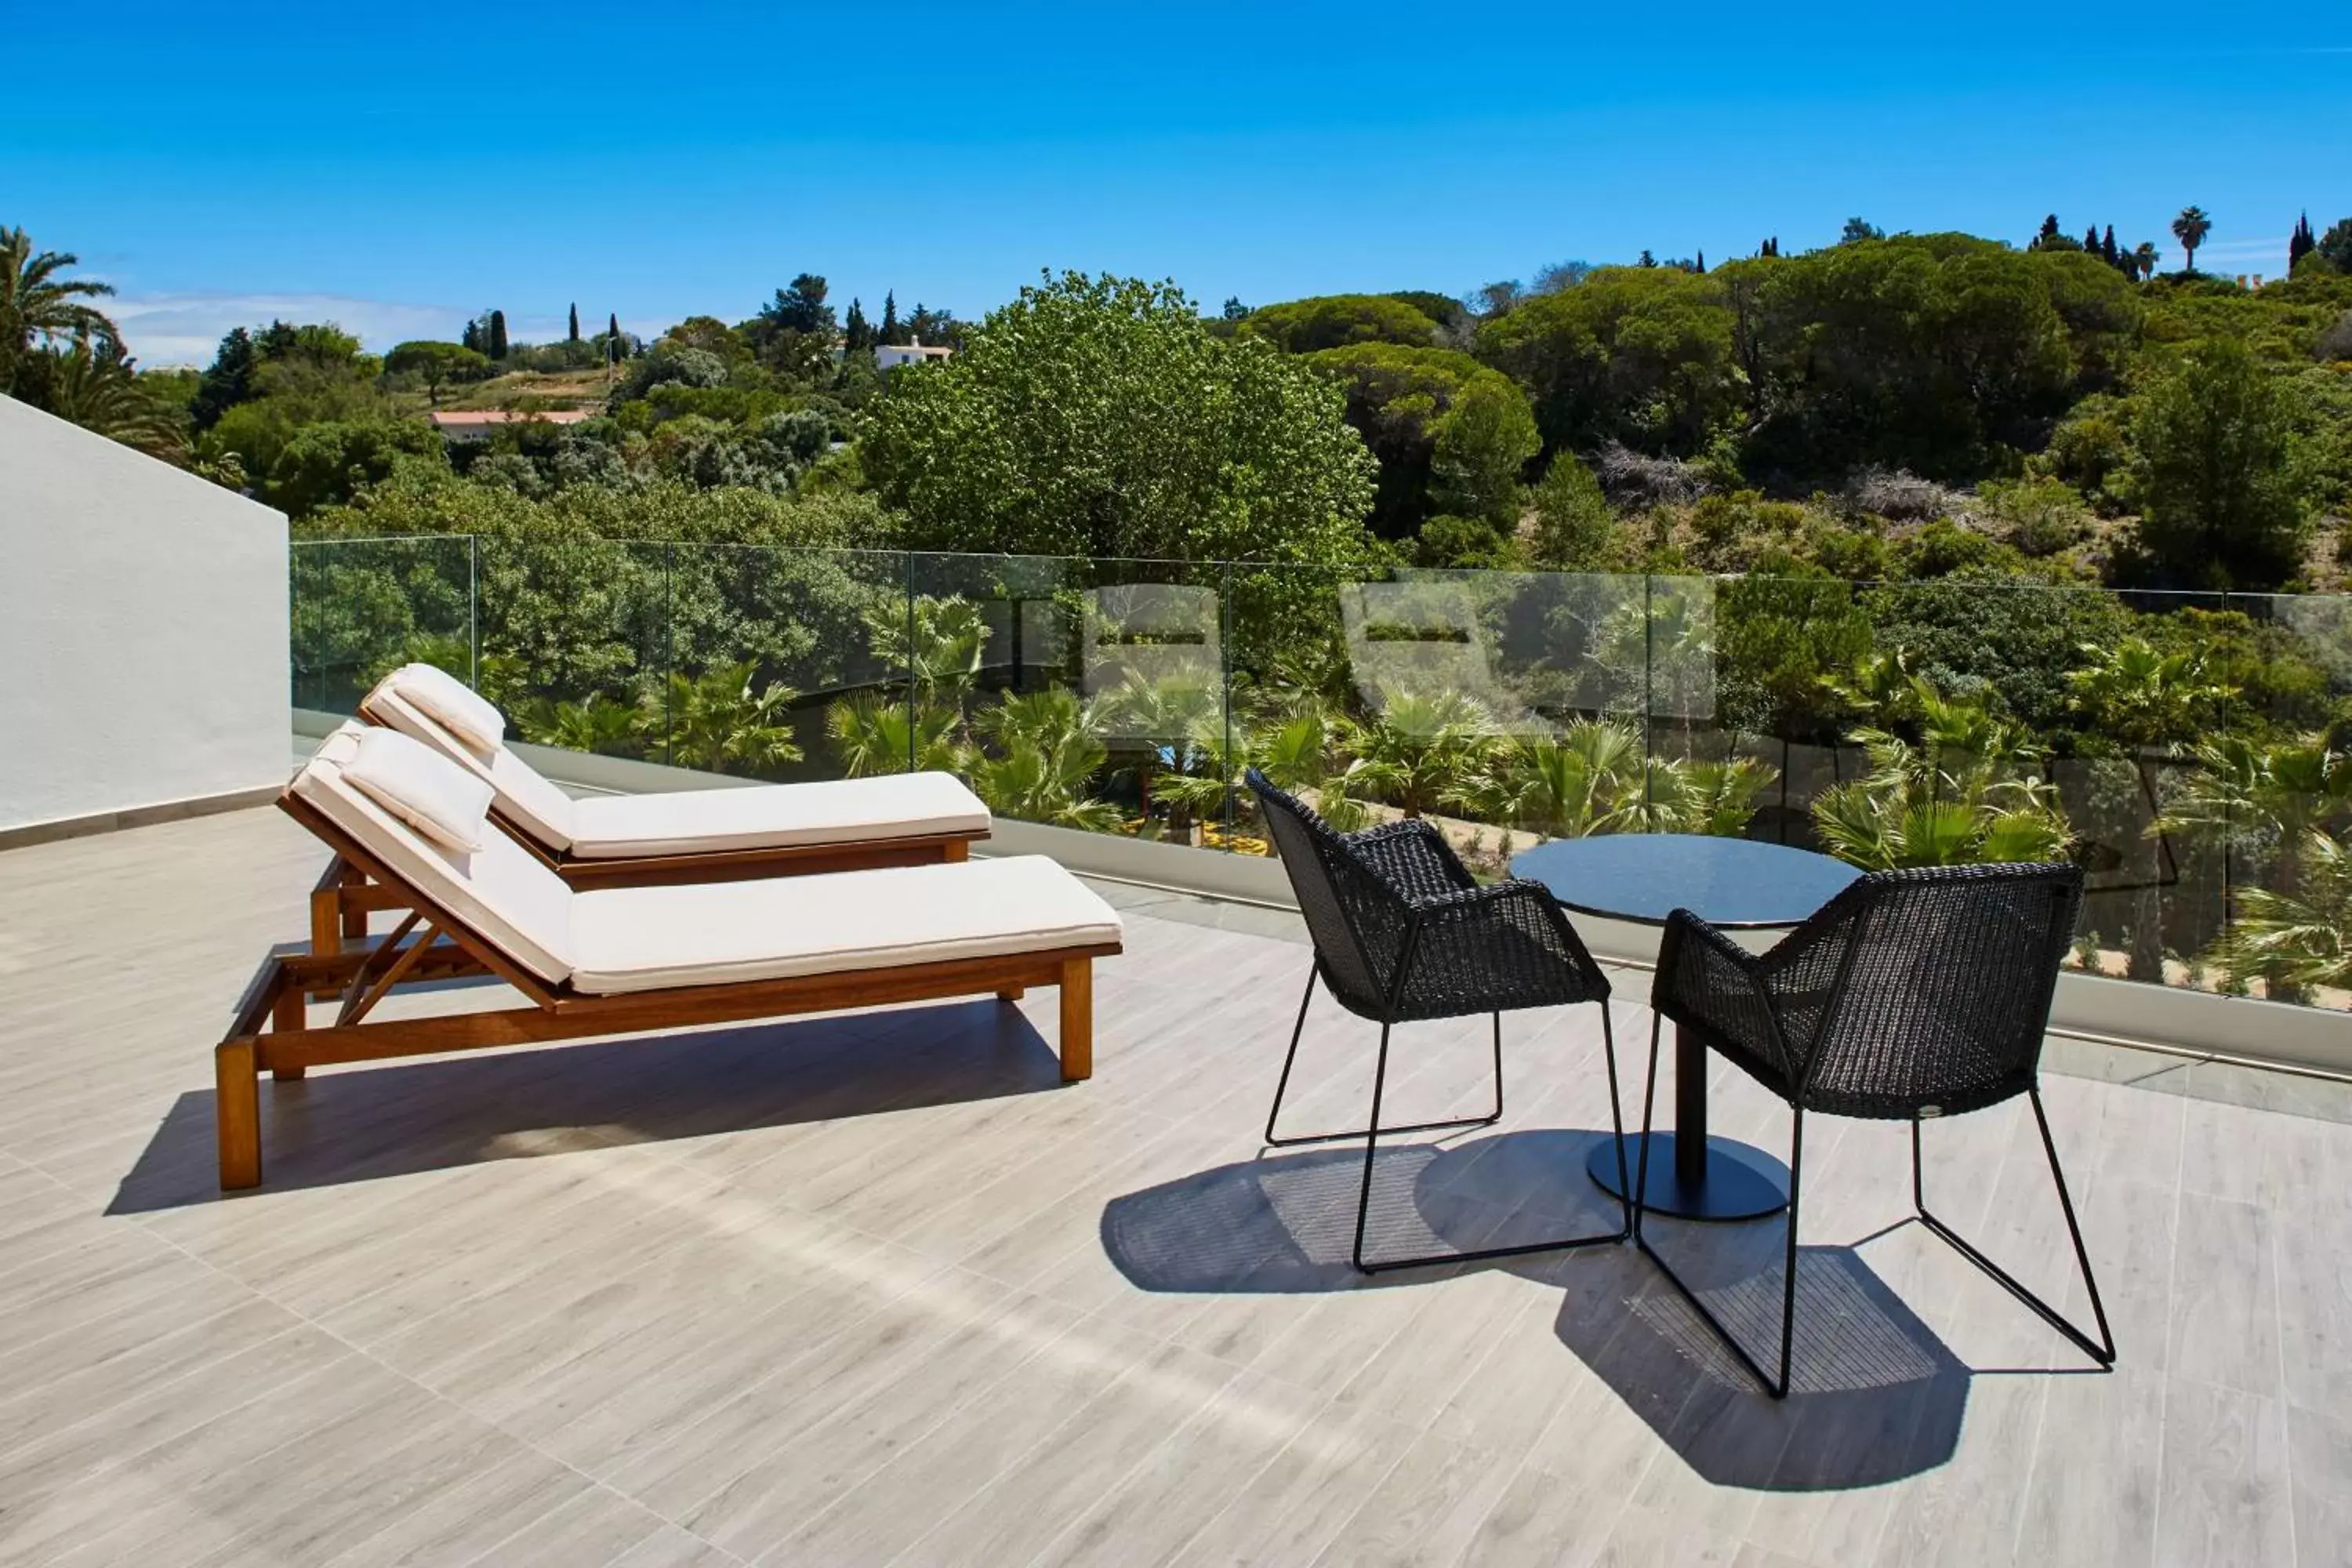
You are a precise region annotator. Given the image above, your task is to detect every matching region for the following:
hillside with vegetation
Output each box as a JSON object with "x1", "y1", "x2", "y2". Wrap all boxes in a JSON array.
[{"x1": 11, "y1": 209, "x2": 2352, "y2": 1004}]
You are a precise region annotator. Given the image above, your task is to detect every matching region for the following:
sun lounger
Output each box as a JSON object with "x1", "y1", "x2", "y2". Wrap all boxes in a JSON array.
[
  {"x1": 218, "y1": 724, "x2": 1122, "y2": 1189},
  {"x1": 314, "y1": 662, "x2": 993, "y2": 959}
]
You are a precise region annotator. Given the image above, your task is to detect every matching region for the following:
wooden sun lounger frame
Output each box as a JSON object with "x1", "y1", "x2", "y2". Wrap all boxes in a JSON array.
[{"x1": 221, "y1": 793, "x2": 1113, "y2": 1191}]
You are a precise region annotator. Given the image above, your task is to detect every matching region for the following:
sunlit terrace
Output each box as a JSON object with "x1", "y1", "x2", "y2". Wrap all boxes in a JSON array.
[{"x1": 6, "y1": 395, "x2": 2352, "y2": 1566}]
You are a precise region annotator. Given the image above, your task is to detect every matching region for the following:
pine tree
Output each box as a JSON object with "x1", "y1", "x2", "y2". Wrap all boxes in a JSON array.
[
  {"x1": 460, "y1": 318, "x2": 481, "y2": 354},
  {"x1": 880, "y1": 291, "x2": 901, "y2": 346},
  {"x1": 488, "y1": 309, "x2": 508, "y2": 359},
  {"x1": 2289, "y1": 212, "x2": 2318, "y2": 273},
  {"x1": 568, "y1": 303, "x2": 580, "y2": 343},
  {"x1": 2083, "y1": 223, "x2": 2100, "y2": 253},
  {"x1": 2037, "y1": 213, "x2": 2063, "y2": 247},
  {"x1": 1637, "y1": 249, "x2": 1657, "y2": 267}
]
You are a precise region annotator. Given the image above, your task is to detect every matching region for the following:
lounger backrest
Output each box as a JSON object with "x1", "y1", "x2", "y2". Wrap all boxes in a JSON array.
[
  {"x1": 292, "y1": 724, "x2": 577, "y2": 985},
  {"x1": 360, "y1": 670, "x2": 581, "y2": 853}
]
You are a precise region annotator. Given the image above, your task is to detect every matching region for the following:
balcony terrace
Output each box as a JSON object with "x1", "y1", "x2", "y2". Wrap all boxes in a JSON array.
[{"x1": 2, "y1": 802, "x2": 2349, "y2": 1566}]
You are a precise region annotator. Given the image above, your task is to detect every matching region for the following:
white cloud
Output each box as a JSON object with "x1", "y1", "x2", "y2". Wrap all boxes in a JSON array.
[{"x1": 108, "y1": 292, "x2": 469, "y2": 366}]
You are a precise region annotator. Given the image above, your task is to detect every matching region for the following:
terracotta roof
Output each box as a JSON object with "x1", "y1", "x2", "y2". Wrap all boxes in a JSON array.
[{"x1": 429, "y1": 409, "x2": 593, "y2": 427}]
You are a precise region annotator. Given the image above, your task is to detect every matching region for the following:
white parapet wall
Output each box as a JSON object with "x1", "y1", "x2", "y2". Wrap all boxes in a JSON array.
[{"x1": 1, "y1": 397, "x2": 289, "y2": 842}]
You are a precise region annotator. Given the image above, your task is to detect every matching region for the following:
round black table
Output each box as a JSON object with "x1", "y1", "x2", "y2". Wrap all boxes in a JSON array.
[{"x1": 1509, "y1": 833, "x2": 1860, "y2": 1222}]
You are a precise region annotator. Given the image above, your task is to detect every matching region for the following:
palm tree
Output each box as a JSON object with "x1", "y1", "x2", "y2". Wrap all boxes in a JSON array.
[
  {"x1": 0, "y1": 226, "x2": 121, "y2": 392},
  {"x1": 1332, "y1": 685, "x2": 1498, "y2": 819},
  {"x1": 1459, "y1": 720, "x2": 1648, "y2": 840},
  {"x1": 826, "y1": 695, "x2": 966, "y2": 777},
  {"x1": 969, "y1": 688, "x2": 1118, "y2": 831},
  {"x1": 12, "y1": 339, "x2": 183, "y2": 459},
  {"x1": 515, "y1": 692, "x2": 644, "y2": 757},
  {"x1": 649, "y1": 662, "x2": 801, "y2": 775},
  {"x1": 2130, "y1": 241, "x2": 2160, "y2": 282},
  {"x1": 2203, "y1": 829, "x2": 2352, "y2": 998},
  {"x1": 1812, "y1": 681, "x2": 2072, "y2": 870},
  {"x1": 1649, "y1": 755, "x2": 1778, "y2": 837},
  {"x1": 2066, "y1": 637, "x2": 2235, "y2": 981},
  {"x1": 2156, "y1": 733, "x2": 2352, "y2": 1003},
  {"x1": 2172, "y1": 206, "x2": 2212, "y2": 274}
]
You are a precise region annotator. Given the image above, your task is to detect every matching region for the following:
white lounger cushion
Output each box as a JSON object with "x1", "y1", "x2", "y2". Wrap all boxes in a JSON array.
[
  {"x1": 358, "y1": 672, "x2": 990, "y2": 858},
  {"x1": 295, "y1": 725, "x2": 577, "y2": 983},
  {"x1": 566, "y1": 856, "x2": 1122, "y2": 995},
  {"x1": 341, "y1": 728, "x2": 493, "y2": 852},
  {"x1": 567, "y1": 773, "x2": 989, "y2": 860},
  {"x1": 383, "y1": 662, "x2": 506, "y2": 760}
]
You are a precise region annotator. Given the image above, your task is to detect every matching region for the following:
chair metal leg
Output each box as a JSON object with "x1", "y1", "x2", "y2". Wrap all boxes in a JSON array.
[
  {"x1": 1912, "y1": 1089, "x2": 2116, "y2": 1367},
  {"x1": 1263, "y1": 968, "x2": 1505, "y2": 1149},
  {"x1": 1631, "y1": 1014, "x2": 1802, "y2": 1397},
  {"x1": 1353, "y1": 1008, "x2": 1632, "y2": 1275}
]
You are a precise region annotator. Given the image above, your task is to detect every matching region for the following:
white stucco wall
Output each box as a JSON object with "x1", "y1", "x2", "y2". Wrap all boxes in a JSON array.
[{"x1": 0, "y1": 395, "x2": 289, "y2": 834}]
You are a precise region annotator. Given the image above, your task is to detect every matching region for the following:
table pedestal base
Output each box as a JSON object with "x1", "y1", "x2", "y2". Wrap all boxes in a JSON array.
[{"x1": 1586, "y1": 1133, "x2": 1790, "y2": 1223}]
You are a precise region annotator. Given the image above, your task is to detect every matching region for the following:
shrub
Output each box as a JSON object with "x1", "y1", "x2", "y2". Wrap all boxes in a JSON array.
[
  {"x1": 1844, "y1": 466, "x2": 1959, "y2": 521},
  {"x1": 1594, "y1": 441, "x2": 1707, "y2": 507}
]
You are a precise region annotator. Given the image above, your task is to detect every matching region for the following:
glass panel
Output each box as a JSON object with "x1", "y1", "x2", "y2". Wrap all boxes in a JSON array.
[
  {"x1": 288, "y1": 535, "x2": 474, "y2": 716},
  {"x1": 2197, "y1": 590, "x2": 2352, "y2": 1008},
  {"x1": 906, "y1": 553, "x2": 1229, "y2": 844},
  {"x1": 475, "y1": 534, "x2": 672, "y2": 763}
]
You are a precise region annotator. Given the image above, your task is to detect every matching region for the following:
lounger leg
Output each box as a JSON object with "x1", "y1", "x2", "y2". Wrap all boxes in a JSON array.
[
  {"x1": 1058, "y1": 958, "x2": 1093, "y2": 1082},
  {"x1": 216, "y1": 1038, "x2": 262, "y2": 1190},
  {"x1": 270, "y1": 987, "x2": 307, "y2": 1081},
  {"x1": 997, "y1": 987, "x2": 1026, "y2": 1002},
  {"x1": 310, "y1": 881, "x2": 343, "y2": 960},
  {"x1": 943, "y1": 840, "x2": 970, "y2": 863}
]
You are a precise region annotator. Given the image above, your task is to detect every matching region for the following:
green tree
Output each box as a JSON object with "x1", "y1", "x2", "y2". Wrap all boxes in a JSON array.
[
  {"x1": 863, "y1": 271, "x2": 1376, "y2": 564},
  {"x1": 2203, "y1": 829, "x2": 2352, "y2": 997},
  {"x1": 879, "y1": 291, "x2": 901, "y2": 346},
  {"x1": 0, "y1": 225, "x2": 119, "y2": 394},
  {"x1": 1238, "y1": 294, "x2": 1439, "y2": 354},
  {"x1": 488, "y1": 309, "x2": 509, "y2": 359},
  {"x1": 1332, "y1": 686, "x2": 1497, "y2": 818},
  {"x1": 2125, "y1": 338, "x2": 2309, "y2": 588},
  {"x1": 2132, "y1": 241, "x2": 2161, "y2": 281},
  {"x1": 2288, "y1": 214, "x2": 2318, "y2": 274},
  {"x1": 568, "y1": 303, "x2": 581, "y2": 343},
  {"x1": 2172, "y1": 206, "x2": 2212, "y2": 273},
  {"x1": 968, "y1": 689, "x2": 1119, "y2": 830},
  {"x1": 384, "y1": 339, "x2": 491, "y2": 405},
  {"x1": 260, "y1": 418, "x2": 446, "y2": 516},
  {"x1": 2318, "y1": 219, "x2": 2352, "y2": 274},
  {"x1": 1301, "y1": 343, "x2": 1537, "y2": 538},
  {"x1": 1475, "y1": 263, "x2": 1737, "y2": 458},
  {"x1": 1526, "y1": 453, "x2": 1623, "y2": 569},
  {"x1": 1840, "y1": 217, "x2": 1886, "y2": 245},
  {"x1": 191, "y1": 327, "x2": 258, "y2": 430}
]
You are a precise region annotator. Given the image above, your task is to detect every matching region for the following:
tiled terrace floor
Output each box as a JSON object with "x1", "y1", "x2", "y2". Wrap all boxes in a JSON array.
[{"x1": 2, "y1": 808, "x2": 2350, "y2": 1566}]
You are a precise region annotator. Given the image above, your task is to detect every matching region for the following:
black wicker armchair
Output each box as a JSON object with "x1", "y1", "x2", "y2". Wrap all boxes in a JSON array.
[
  {"x1": 1245, "y1": 769, "x2": 1629, "y2": 1272},
  {"x1": 1639, "y1": 860, "x2": 2113, "y2": 1396}
]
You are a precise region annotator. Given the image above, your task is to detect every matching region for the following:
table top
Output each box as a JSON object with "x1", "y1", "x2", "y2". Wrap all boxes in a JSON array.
[{"x1": 1508, "y1": 833, "x2": 1862, "y2": 929}]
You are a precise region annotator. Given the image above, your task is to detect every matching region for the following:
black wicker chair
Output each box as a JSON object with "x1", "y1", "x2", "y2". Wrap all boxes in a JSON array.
[
  {"x1": 1638, "y1": 860, "x2": 2114, "y2": 1396},
  {"x1": 1245, "y1": 769, "x2": 1629, "y2": 1273}
]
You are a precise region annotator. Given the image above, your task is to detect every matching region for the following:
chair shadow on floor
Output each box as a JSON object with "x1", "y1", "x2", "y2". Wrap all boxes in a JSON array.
[
  {"x1": 1100, "y1": 1127, "x2": 1969, "y2": 1490},
  {"x1": 110, "y1": 998, "x2": 1066, "y2": 1214}
]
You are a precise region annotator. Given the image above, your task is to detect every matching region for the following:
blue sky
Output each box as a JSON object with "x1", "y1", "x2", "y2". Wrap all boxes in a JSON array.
[{"x1": 8, "y1": 2, "x2": 2346, "y2": 364}]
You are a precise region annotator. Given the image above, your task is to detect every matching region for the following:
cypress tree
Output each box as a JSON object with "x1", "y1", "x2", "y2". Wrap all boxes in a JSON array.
[
  {"x1": 1694, "y1": 249, "x2": 1707, "y2": 274},
  {"x1": 2083, "y1": 223, "x2": 2100, "y2": 253},
  {"x1": 2102, "y1": 225, "x2": 2119, "y2": 267},
  {"x1": 460, "y1": 318, "x2": 481, "y2": 354},
  {"x1": 880, "y1": 291, "x2": 900, "y2": 346},
  {"x1": 568, "y1": 303, "x2": 580, "y2": 342},
  {"x1": 2036, "y1": 213, "x2": 2063, "y2": 248},
  {"x1": 488, "y1": 310, "x2": 508, "y2": 359},
  {"x1": 607, "y1": 312, "x2": 621, "y2": 354},
  {"x1": 2289, "y1": 212, "x2": 2317, "y2": 273},
  {"x1": 844, "y1": 297, "x2": 872, "y2": 354}
]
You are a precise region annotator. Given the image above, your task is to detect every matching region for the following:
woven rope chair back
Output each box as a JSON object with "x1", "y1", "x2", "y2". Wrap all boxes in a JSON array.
[
  {"x1": 1246, "y1": 770, "x2": 1408, "y2": 1015},
  {"x1": 1793, "y1": 862, "x2": 2084, "y2": 1117}
]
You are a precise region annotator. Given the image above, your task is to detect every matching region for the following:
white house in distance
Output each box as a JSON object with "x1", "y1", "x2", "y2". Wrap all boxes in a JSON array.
[
  {"x1": 428, "y1": 409, "x2": 593, "y2": 442},
  {"x1": 875, "y1": 338, "x2": 953, "y2": 372}
]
